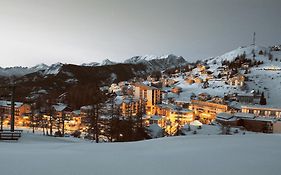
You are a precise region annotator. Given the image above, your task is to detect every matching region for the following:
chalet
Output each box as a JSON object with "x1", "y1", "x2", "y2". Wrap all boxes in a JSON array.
[
  {"x1": 194, "y1": 77, "x2": 203, "y2": 84},
  {"x1": 160, "y1": 78, "x2": 177, "y2": 87},
  {"x1": 211, "y1": 96, "x2": 225, "y2": 104},
  {"x1": 171, "y1": 86, "x2": 182, "y2": 94},
  {"x1": 198, "y1": 93, "x2": 211, "y2": 101},
  {"x1": 185, "y1": 78, "x2": 195, "y2": 85},
  {"x1": 228, "y1": 74, "x2": 245, "y2": 87},
  {"x1": 236, "y1": 92, "x2": 261, "y2": 104},
  {"x1": 149, "y1": 115, "x2": 164, "y2": 126}
]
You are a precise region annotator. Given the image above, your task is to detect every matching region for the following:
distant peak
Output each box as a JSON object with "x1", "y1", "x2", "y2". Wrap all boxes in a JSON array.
[{"x1": 101, "y1": 59, "x2": 116, "y2": 66}]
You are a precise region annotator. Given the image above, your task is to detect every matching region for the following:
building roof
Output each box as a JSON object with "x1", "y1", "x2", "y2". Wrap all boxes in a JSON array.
[
  {"x1": 217, "y1": 112, "x2": 234, "y2": 120},
  {"x1": 233, "y1": 112, "x2": 255, "y2": 119},
  {"x1": 241, "y1": 104, "x2": 281, "y2": 111},
  {"x1": 134, "y1": 83, "x2": 157, "y2": 90},
  {"x1": 52, "y1": 103, "x2": 68, "y2": 112},
  {"x1": 0, "y1": 100, "x2": 23, "y2": 108},
  {"x1": 190, "y1": 120, "x2": 203, "y2": 126},
  {"x1": 72, "y1": 110, "x2": 81, "y2": 115},
  {"x1": 150, "y1": 115, "x2": 162, "y2": 121}
]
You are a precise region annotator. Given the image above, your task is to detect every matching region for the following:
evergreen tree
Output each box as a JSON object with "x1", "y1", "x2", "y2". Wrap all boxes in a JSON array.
[
  {"x1": 268, "y1": 52, "x2": 273, "y2": 61},
  {"x1": 260, "y1": 92, "x2": 267, "y2": 105}
]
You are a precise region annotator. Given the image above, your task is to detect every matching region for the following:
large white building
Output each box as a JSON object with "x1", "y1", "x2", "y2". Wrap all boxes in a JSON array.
[{"x1": 133, "y1": 83, "x2": 162, "y2": 115}]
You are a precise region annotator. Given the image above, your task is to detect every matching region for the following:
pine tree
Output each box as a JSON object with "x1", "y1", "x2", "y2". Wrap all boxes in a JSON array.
[{"x1": 260, "y1": 92, "x2": 267, "y2": 105}]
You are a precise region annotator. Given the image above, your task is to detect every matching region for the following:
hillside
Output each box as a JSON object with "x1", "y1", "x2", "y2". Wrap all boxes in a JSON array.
[
  {"x1": 8, "y1": 63, "x2": 148, "y2": 104},
  {"x1": 173, "y1": 44, "x2": 281, "y2": 106}
]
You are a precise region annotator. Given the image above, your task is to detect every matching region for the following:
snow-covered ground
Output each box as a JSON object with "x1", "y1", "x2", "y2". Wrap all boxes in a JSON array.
[{"x1": 1, "y1": 132, "x2": 281, "y2": 175}]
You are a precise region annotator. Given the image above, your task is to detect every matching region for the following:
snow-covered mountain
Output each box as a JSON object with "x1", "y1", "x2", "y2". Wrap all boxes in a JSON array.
[
  {"x1": 101, "y1": 59, "x2": 117, "y2": 66},
  {"x1": 0, "y1": 64, "x2": 49, "y2": 77},
  {"x1": 0, "y1": 63, "x2": 65, "y2": 77},
  {"x1": 42, "y1": 63, "x2": 63, "y2": 75},
  {"x1": 81, "y1": 62, "x2": 100, "y2": 67},
  {"x1": 0, "y1": 54, "x2": 187, "y2": 77},
  {"x1": 124, "y1": 54, "x2": 187, "y2": 71}
]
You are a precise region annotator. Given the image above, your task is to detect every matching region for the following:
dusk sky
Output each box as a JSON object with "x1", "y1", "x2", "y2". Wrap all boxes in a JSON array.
[{"x1": 0, "y1": 0, "x2": 280, "y2": 67}]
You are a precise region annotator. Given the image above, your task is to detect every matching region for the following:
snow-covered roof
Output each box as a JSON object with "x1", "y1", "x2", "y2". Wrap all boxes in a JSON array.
[
  {"x1": 217, "y1": 112, "x2": 233, "y2": 120},
  {"x1": 80, "y1": 105, "x2": 93, "y2": 111},
  {"x1": 233, "y1": 112, "x2": 255, "y2": 119},
  {"x1": 242, "y1": 104, "x2": 281, "y2": 110},
  {"x1": 52, "y1": 103, "x2": 68, "y2": 112},
  {"x1": 0, "y1": 100, "x2": 24, "y2": 108},
  {"x1": 150, "y1": 115, "x2": 162, "y2": 121},
  {"x1": 190, "y1": 120, "x2": 203, "y2": 126},
  {"x1": 72, "y1": 110, "x2": 81, "y2": 115}
]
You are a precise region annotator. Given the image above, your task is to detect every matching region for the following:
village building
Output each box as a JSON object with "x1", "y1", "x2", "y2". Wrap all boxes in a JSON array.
[
  {"x1": 198, "y1": 93, "x2": 211, "y2": 101},
  {"x1": 227, "y1": 73, "x2": 245, "y2": 87},
  {"x1": 133, "y1": 83, "x2": 162, "y2": 115},
  {"x1": 189, "y1": 100, "x2": 229, "y2": 124},
  {"x1": 236, "y1": 92, "x2": 261, "y2": 104},
  {"x1": 154, "y1": 104, "x2": 194, "y2": 126},
  {"x1": 185, "y1": 78, "x2": 195, "y2": 85},
  {"x1": 52, "y1": 103, "x2": 74, "y2": 132},
  {"x1": 120, "y1": 97, "x2": 141, "y2": 117},
  {"x1": 0, "y1": 100, "x2": 31, "y2": 126},
  {"x1": 160, "y1": 78, "x2": 177, "y2": 87},
  {"x1": 216, "y1": 112, "x2": 281, "y2": 133},
  {"x1": 171, "y1": 86, "x2": 182, "y2": 94},
  {"x1": 241, "y1": 105, "x2": 281, "y2": 118},
  {"x1": 194, "y1": 77, "x2": 203, "y2": 84}
]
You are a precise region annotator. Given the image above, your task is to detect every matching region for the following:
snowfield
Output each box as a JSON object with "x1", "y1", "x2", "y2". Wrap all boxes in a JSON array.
[{"x1": 1, "y1": 133, "x2": 281, "y2": 175}]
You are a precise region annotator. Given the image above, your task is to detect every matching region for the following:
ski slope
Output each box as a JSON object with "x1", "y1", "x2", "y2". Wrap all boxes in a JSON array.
[{"x1": 1, "y1": 132, "x2": 281, "y2": 175}]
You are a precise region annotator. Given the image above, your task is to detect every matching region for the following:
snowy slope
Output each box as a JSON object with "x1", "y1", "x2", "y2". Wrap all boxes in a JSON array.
[
  {"x1": 210, "y1": 45, "x2": 267, "y2": 63},
  {"x1": 203, "y1": 45, "x2": 281, "y2": 105},
  {"x1": 0, "y1": 132, "x2": 281, "y2": 175}
]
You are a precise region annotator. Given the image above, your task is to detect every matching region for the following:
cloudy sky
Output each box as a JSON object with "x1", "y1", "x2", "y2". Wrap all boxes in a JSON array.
[{"x1": 0, "y1": 0, "x2": 280, "y2": 67}]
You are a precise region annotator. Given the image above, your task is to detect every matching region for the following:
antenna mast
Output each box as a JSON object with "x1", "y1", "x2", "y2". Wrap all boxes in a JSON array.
[{"x1": 253, "y1": 32, "x2": 256, "y2": 46}]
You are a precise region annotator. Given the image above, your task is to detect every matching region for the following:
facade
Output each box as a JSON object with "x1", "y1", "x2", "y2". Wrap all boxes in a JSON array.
[
  {"x1": 0, "y1": 100, "x2": 31, "y2": 126},
  {"x1": 120, "y1": 97, "x2": 141, "y2": 117},
  {"x1": 189, "y1": 100, "x2": 229, "y2": 123},
  {"x1": 0, "y1": 100, "x2": 31, "y2": 117},
  {"x1": 237, "y1": 93, "x2": 261, "y2": 104},
  {"x1": 241, "y1": 105, "x2": 281, "y2": 118},
  {"x1": 228, "y1": 74, "x2": 245, "y2": 87},
  {"x1": 216, "y1": 112, "x2": 281, "y2": 133},
  {"x1": 155, "y1": 104, "x2": 194, "y2": 126},
  {"x1": 133, "y1": 83, "x2": 162, "y2": 115}
]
